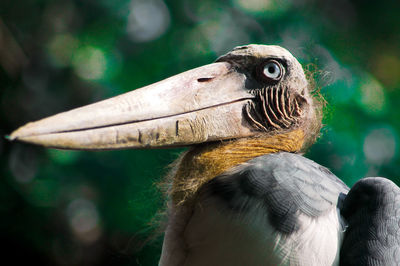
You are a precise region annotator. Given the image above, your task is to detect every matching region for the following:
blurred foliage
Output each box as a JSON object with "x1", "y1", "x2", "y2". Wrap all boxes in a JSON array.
[{"x1": 1, "y1": 0, "x2": 399, "y2": 265}]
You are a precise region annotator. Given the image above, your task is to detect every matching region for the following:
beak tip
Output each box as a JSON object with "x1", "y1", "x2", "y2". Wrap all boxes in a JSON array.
[
  {"x1": 8, "y1": 126, "x2": 29, "y2": 142},
  {"x1": 8, "y1": 130, "x2": 21, "y2": 141}
]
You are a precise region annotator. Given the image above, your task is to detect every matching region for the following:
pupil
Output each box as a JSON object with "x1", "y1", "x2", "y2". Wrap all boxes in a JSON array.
[{"x1": 268, "y1": 66, "x2": 275, "y2": 73}]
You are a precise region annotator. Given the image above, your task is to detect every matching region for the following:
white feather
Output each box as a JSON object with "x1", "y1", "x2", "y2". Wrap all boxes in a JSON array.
[{"x1": 160, "y1": 196, "x2": 346, "y2": 266}]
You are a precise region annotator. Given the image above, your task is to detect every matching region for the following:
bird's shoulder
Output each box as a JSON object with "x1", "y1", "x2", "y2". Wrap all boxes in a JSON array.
[{"x1": 203, "y1": 152, "x2": 349, "y2": 234}]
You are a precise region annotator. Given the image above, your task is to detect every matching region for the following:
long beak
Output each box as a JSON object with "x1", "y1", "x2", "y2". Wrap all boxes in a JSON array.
[{"x1": 10, "y1": 62, "x2": 256, "y2": 150}]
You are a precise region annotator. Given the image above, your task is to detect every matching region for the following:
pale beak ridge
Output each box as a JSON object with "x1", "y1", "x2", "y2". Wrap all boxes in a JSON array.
[{"x1": 10, "y1": 62, "x2": 256, "y2": 150}]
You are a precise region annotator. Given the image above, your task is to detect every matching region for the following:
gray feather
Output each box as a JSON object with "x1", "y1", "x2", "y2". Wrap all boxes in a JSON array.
[{"x1": 204, "y1": 152, "x2": 349, "y2": 234}]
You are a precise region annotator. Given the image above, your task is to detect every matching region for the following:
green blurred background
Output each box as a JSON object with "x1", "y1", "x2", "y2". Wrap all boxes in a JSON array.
[{"x1": 1, "y1": 0, "x2": 399, "y2": 265}]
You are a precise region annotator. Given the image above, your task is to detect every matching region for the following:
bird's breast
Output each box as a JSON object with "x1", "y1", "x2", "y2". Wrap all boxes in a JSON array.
[
  {"x1": 183, "y1": 197, "x2": 281, "y2": 266},
  {"x1": 182, "y1": 192, "x2": 344, "y2": 266}
]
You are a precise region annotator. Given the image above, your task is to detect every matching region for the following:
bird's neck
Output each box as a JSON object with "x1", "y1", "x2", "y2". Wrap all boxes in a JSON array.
[{"x1": 169, "y1": 129, "x2": 305, "y2": 205}]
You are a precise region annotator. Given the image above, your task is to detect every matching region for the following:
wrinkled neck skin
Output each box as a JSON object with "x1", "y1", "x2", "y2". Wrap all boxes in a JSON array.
[{"x1": 169, "y1": 129, "x2": 305, "y2": 206}]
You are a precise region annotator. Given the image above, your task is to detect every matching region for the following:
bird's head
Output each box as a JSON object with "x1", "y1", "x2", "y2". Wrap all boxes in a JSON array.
[
  {"x1": 10, "y1": 45, "x2": 322, "y2": 204},
  {"x1": 10, "y1": 44, "x2": 320, "y2": 150}
]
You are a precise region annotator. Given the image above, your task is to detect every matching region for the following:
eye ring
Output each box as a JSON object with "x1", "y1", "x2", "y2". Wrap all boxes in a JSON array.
[{"x1": 261, "y1": 60, "x2": 283, "y2": 81}]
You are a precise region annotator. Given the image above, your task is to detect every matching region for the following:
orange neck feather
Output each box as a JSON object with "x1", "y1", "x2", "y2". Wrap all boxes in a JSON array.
[{"x1": 169, "y1": 129, "x2": 305, "y2": 205}]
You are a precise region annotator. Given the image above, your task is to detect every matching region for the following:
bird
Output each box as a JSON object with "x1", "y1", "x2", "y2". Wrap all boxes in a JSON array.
[{"x1": 9, "y1": 44, "x2": 400, "y2": 265}]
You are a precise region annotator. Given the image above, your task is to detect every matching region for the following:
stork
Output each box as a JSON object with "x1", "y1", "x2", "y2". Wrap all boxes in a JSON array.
[{"x1": 10, "y1": 45, "x2": 400, "y2": 265}]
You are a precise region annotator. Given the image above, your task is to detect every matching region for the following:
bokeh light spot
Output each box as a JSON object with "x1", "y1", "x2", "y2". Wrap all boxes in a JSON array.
[
  {"x1": 357, "y1": 74, "x2": 386, "y2": 116},
  {"x1": 9, "y1": 145, "x2": 38, "y2": 184},
  {"x1": 126, "y1": 0, "x2": 170, "y2": 42},
  {"x1": 363, "y1": 126, "x2": 397, "y2": 165},
  {"x1": 47, "y1": 34, "x2": 79, "y2": 67},
  {"x1": 72, "y1": 46, "x2": 107, "y2": 80},
  {"x1": 233, "y1": 0, "x2": 292, "y2": 16},
  {"x1": 199, "y1": 14, "x2": 250, "y2": 55},
  {"x1": 67, "y1": 198, "x2": 102, "y2": 243}
]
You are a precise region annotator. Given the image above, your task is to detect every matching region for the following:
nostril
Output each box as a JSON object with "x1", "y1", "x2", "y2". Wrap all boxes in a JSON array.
[{"x1": 197, "y1": 77, "x2": 214, "y2": 82}]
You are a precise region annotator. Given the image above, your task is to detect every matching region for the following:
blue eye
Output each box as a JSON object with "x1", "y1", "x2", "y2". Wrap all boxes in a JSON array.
[{"x1": 262, "y1": 61, "x2": 281, "y2": 80}]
